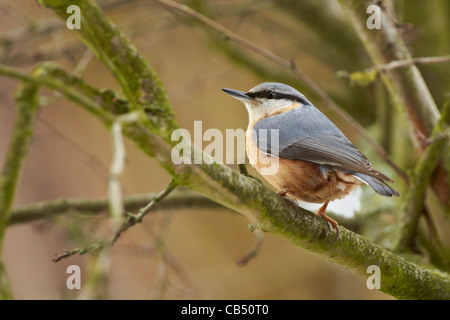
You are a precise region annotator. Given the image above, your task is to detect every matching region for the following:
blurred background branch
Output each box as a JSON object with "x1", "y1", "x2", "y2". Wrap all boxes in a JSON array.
[
  {"x1": 8, "y1": 190, "x2": 221, "y2": 225},
  {"x1": 397, "y1": 99, "x2": 450, "y2": 252},
  {"x1": 0, "y1": 78, "x2": 39, "y2": 299},
  {"x1": 337, "y1": 0, "x2": 449, "y2": 207}
]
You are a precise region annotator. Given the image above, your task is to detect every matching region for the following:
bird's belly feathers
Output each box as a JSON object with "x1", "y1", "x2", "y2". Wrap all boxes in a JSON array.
[{"x1": 246, "y1": 137, "x2": 359, "y2": 203}]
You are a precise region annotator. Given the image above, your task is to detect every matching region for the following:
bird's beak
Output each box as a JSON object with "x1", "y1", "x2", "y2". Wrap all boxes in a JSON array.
[{"x1": 222, "y1": 88, "x2": 252, "y2": 102}]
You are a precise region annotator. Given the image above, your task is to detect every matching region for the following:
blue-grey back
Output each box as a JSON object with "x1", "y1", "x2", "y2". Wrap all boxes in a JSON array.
[{"x1": 252, "y1": 106, "x2": 383, "y2": 179}]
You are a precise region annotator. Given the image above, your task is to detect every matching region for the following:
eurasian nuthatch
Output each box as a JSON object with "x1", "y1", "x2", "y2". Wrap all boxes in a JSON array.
[{"x1": 222, "y1": 82, "x2": 399, "y2": 237}]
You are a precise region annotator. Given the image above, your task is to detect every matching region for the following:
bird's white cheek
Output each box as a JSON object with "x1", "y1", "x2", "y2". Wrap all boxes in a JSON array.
[
  {"x1": 244, "y1": 102, "x2": 259, "y2": 123},
  {"x1": 262, "y1": 99, "x2": 295, "y2": 114}
]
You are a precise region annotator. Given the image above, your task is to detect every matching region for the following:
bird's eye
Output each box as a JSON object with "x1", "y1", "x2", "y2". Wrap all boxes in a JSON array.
[{"x1": 266, "y1": 91, "x2": 275, "y2": 99}]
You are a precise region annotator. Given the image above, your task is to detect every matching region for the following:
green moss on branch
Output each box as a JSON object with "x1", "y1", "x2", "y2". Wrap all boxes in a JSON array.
[
  {"x1": 1, "y1": 0, "x2": 449, "y2": 300},
  {"x1": 0, "y1": 81, "x2": 39, "y2": 250},
  {"x1": 0, "y1": 79, "x2": 40, "y2": 299},
  {"x1": 39, "y1": 0, "x2": 178, "y2": 141},
  {"x1": 398, "y1": 100, "x2": 450, "y2": 250}
]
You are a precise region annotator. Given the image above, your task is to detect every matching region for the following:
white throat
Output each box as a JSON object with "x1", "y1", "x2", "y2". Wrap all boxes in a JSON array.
[{"x1": 245, "y1": 99, "x2": 298, "y2": 126}]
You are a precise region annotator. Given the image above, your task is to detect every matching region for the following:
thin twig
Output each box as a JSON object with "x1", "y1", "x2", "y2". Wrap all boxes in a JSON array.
[
  {"x1": 341, "y1": 56, "x2": 450, "y2": 87},
  {"x1": 53, "y1": 239, "x2": 108, "y2": 263},
  {"x1": 72, "y1": 48, "x2": 94, "y2": 77},
  {"x1": 109, "y1": 122, "x2": 126, "y2": 226},
  {"x1": 0, "y1": 80, "x2": 40, "y2": 248},
  {"x1": 111, "y1": 179, "x2": 179, "y2": 245},
  {"x1": 36, "y1": 115, "x2": 110, "y2": 182},
  {"x1": 397, "y1": 99, "x2": 450, "y2": 251},
  {"x1": 236, "y1": 223, "x2": 264, "y2": 266},
  {"x1": 53, "y1": 180, "x2": 179, "y2": 262},
  {"x1": 150, "y1": 211, "x2": 174, "y2": 299},
  {"x1": 154, "y1": 0, "x2": 408, "y2": 183},
  {"x1": 373, "y1": 55, "x2": 450, "y2": 73},
  {"x1": 107, "y1": 113, "x2": 140, "y2": 226},
  {"x1": 8, "y1": 190, "x2": 223, "y2": 225}
]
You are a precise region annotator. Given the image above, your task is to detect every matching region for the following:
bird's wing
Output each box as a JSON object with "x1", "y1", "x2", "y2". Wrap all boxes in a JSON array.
[{"x1": 252, "y1": 106, "x2": 393, "y2": 182}]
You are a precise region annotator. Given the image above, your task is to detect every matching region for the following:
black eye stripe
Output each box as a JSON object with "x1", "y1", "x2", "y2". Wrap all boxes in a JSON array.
[
  {"x1": 246, "y1": 90, "x2": 271, "y2": 99},
  {"x1": 246, "y1": 90, "x2": 309, "y2": 105}
]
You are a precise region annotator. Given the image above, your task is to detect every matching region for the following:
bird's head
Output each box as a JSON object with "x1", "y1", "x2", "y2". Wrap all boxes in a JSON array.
[{"x1": 222, "y1": 82, "x2": 310, "y2": 124}]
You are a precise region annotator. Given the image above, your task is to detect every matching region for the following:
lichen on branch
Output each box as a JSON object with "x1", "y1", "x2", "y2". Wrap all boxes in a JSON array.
[
  {"x1": 38, "y1": 0, "x2": 178, "y2": 140},
  {"x1": 0, "y1": 0, "x2": 448, "y2": 300}
]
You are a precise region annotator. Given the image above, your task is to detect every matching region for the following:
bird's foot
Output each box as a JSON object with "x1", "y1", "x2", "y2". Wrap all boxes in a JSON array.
[{"x1": 315, "y1": 201, "x2": 339, "y2": 241}]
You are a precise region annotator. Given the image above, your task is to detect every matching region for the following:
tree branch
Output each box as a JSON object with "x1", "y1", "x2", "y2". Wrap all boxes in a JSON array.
[
  {"x1": 8, "y1": 190, "x2": 222, "y2": 226},
  {"x1": 0, "y1": 0, "x2": 448, "y2": 299},
  {"x1": 0, "y1": 78, "x2": 40, "y2": 299},
  {"x1": 236, "y1": 224, "x2": 264, "y2": 267},
  {"x1": 108, "y1": 122, "x2": 126, "y2": 226},
  {"x1": 342, "y1": 55, "x2": 450, "y2": 87},
  {"x1": 52, "y1": 179, "x2": 178, "y2": 262},
  {"x1": 0, "y1": 81, "x2": 39, "y2": 248},
  {"x1": 373, "y1": 55, "x2": 450, "y2": 73},
  {"x1": 397, "y1": 99, "x2": 450, "y2": 251}
]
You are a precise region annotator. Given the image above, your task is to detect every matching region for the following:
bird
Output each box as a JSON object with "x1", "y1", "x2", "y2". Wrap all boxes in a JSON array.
[{"x1": 222, "y1": 82, "x2": 399, "y2": 238}]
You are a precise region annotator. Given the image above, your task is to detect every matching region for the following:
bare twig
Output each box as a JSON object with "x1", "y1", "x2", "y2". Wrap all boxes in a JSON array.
[
  {"x1": 150, "y1": 211, "x2": 174, "y2": 299},
  {"x1": 72, "y1": 48, "x2": 94, "y2": 77},
  {"x1": 341, "y1": 56, "x2": 450, "y2": 87},
  {"x1": 108, "y1": 113, "x2": 140, "y2": 226},
  {"x1": 111, "y1": 179, "x2": 179, "y2": 244},
  {"x1": 373, "y1": 55, "x2": 450, "y2": 73},
  {"x1": 346, "y1": 56, "x2": 450, "y2": 87},
  {"x1": 236, "y1": 223, "x2": 264, "y2": 266},
  {"x1": 53, "y1": 179, "x2": 179, "y2": 262},
  {"x1": 53, "y1": 239, "x2": 108, "y2": 263},
  {"x1": 109, "y1": 122, "x2": 126, "y2": 226},
  {"x1": 8, "y1": 190, "x2": 222, "y2": 225}
]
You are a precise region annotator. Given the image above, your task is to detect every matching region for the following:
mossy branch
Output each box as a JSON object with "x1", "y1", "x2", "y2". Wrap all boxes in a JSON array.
[
  {"x1": 0, "y1": 0, "x2": 449, "y2": 299},
  {"x1": 52, "y1": 180, "x2": 178, "y2": 262},
  {"x1": 342, "y1": 55, "x2": 450, "y2": 87},
  {"x1": 0, "y1": 78, "x2": 40, "y2": 299}
]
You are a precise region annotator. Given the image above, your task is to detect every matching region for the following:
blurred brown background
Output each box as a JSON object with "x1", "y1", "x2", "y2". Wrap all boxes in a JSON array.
[{"x1": 2, "y1": 0, "x2": 448, "y2": 299}]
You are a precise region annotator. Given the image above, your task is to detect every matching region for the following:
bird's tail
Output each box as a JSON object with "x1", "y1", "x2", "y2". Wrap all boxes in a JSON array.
[{"x1": 352, "y1": 172, "x2": 400, "y2": 197}]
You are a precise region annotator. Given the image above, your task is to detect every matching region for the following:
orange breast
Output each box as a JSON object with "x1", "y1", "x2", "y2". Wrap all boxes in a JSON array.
[{"x1": 246, "y1": 132, "x2": 358, "y2": 203}]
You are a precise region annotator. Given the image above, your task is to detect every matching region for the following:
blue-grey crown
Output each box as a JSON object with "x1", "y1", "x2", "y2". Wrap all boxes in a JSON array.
[{"x1": 246, "y1": 82, "x2": 309, "y2": 105}]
